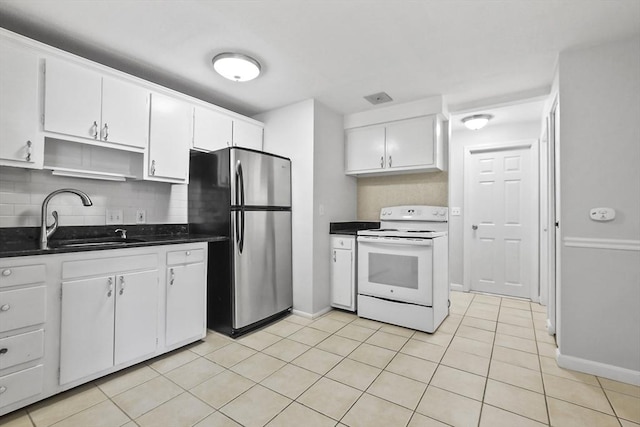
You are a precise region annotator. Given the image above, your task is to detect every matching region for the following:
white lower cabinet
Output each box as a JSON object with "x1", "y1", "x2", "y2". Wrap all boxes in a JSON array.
[
  {"x1": 166, "y1": 248, "x2": 206, "y2": 347},
  {"x1": 60, "y1": 269, "x2": 157, "y2": 384},
  {"x1": 330, "y1": 236, "x2": 356, "y2": 312}
]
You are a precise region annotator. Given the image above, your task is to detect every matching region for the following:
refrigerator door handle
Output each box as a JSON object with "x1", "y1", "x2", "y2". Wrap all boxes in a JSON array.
[{"x1": 236, "y1": 160, "x2": 245, "y2": 253}]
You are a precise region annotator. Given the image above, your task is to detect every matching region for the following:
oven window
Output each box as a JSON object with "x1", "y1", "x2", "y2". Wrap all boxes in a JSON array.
[{"x1": 368, "y1": 253, "x2": 419, "y2": 289}]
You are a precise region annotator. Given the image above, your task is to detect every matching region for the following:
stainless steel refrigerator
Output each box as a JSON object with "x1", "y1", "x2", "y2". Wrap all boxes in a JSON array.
[{"x1": 188, "y1": 147, "x2": 292, "y2": 337}]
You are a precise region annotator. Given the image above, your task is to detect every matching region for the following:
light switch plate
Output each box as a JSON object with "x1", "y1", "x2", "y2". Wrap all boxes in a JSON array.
[
  {"x1": 106, "y1": 209, "x2": 123, "y2": 225},
  {"x1": 136, "y1": 209, "x2": 146, "y2": 224}
]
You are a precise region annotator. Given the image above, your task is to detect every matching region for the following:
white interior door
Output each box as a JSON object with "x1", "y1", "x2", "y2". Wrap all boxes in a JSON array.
[{"x1": 464, "y1": 141, "x2": 538, "y2": 299}]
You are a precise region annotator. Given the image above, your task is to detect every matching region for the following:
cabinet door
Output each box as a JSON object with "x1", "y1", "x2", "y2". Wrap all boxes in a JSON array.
[
  {"x1": 193, "y1": 105, "x2": 233, "y2": 152},
  {"x1": 148, "y1": 93, "x2": 191, "y2": 181},
  {"x1": 386, "y1": 116, "x2": 434, "y2": 169},
  {"x1": 166, "y1": 262, "x2": 205, "y2": 347},
  {"x1": 331, "y1": 248, "x2": 353, "y2": 309},
  {"x1": 345, "y1": 125, "x2": 386, "y2": 173},
  {"x1": 114, "y1": 270, "x2": 158, "y2": 366},
  {"x1": 0, "y1": 41, "x2": 40, "y2": 167},
  {"x1": 101, "y1": 76, "x2": 149, "y2": 149},
  {"x1": 232, "y1": 119, "x2": 263, "y2": 150},
  {"x1": 44, "y1": 58, "x2": 102, "y2": 140},
  {"x1": 60, "y1": 276, "x2": 115, "y2": 384}
]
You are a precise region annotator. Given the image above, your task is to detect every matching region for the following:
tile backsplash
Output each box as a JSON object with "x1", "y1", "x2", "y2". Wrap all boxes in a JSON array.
[
  {"x1": 0, "y1": 166, "x2": 187, "y2": 227},
  {"x1": 357, "y1": 171, "x2": 448, "y2": 220}
]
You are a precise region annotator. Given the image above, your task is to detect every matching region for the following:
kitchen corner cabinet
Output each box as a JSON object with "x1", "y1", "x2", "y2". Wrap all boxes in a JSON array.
[
  {"x1": 166, "y1": 248, "x2": 206, "y2": 347},
  {"x1": 330, "y1": 235, "x2": 356, "y2": 312},
  {"x1": 59, "y1": 254, "x2": 158, "y2": 384},
  {"x1": 192, "y1": 106, "x2": 263, "y2": 153},
  {"x1": 345, "y1": 115, "x2": 444, "y2": 176},
  {"x1": 146, "y1": 93, "x2": 191, "y2": 183},
  {"x1": 0, "y1": 39, "x2": 42, "y2": 169},
  {"x1": 44, "y1": 58, "x2": 149, "y2": 150}
]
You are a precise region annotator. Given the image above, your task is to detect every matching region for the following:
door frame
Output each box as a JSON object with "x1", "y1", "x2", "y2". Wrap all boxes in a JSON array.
[{"x1": 462, "y1": 139, "x2": 540, "y2": 301}]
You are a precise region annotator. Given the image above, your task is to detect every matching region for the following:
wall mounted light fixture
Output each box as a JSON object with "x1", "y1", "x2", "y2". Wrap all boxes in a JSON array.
[
  {"x1": 461, "y1": 114, "x2": 493, "y2": 130},
  {"x1": 212, "y1": 52, "x2": 261, "y2": 82}
]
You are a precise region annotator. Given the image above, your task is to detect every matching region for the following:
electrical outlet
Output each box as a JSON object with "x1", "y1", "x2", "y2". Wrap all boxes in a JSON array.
[
  {"x1": 451, "y1": 207, "x2": 461, "y2": 216},
  {"x1": 136, "y1": 209, "x2": 146, "y2": 224},
  {"x1": 106, "y1": 209, "x2": 123, "y2": 225}
]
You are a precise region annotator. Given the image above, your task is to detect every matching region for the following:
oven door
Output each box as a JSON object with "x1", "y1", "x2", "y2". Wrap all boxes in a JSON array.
[{"x1": 357, "y1": 236, "x2": 433, "y2": 306}]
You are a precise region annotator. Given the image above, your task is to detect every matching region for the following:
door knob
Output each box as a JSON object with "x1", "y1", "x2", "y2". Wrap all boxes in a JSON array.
[{"x1": 472, "y1": 225, "x2": 478, "y2": 230}]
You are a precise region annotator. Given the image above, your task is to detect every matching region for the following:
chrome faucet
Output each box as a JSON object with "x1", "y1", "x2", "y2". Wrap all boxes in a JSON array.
[{"x1": 40, "y1": 189, "x2": 93, "y2": 249}]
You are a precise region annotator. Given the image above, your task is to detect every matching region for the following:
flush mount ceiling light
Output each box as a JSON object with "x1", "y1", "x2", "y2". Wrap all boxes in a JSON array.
[
  {"x1": 212, "y1": 52, "x2": 261, "y2": 82},
  {"x1": 461, "y1": 114, "x2": 493, "y2": 130}
]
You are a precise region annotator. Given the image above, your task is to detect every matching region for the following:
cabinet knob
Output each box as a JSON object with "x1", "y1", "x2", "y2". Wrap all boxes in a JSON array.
[
  {"x1": 0, "y1": 304, "x2": 10, "y2": 312},
  {"x1": 0, "y1": 348, "x2": 7, "y2": 355},
  {"x1": 186, "y1": 251, "x2": 191, "y2": 256},
  {"x1": 26, "y1": 140, "x2": 32, "y2": 162},
  {"x1": 472, "y1": 225, "x2": 478, "y2": 230},
  {"x1": 0, "y1": 386, "x2": 6, "y2": 394},
  {"x1": 1, "y1": 269, "x2": 11, "y2": 276}
]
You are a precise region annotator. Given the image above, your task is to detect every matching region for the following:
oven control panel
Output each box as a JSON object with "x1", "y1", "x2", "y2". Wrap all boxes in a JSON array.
[{"x1": 380, "y1": 205, "x2": 448, "y2": 221}]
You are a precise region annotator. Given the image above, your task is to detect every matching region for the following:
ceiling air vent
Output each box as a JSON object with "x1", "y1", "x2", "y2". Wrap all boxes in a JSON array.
[{"x1": 364, "y1": 92, "x2": 393, "y2": 105}]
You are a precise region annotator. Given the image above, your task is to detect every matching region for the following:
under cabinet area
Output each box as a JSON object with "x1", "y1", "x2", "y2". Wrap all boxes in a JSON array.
[
  {"x1": 44, "y1": 57, "x2": 149, "y2": 150},
  {"x1": 330, "y1": 235, "x2": 356, "y2": 312},
  {"x1": 59, "y1": 253, "x2": 158, "y2": 384},
  {"x1": 0, "y1": 37, "x2": 41, "y2": 169},
  {"x1": 345, "y1": 114, "x2": 444, "y2": 176}
]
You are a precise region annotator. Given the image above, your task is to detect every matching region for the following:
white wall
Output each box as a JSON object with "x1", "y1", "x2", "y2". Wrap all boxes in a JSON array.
[
  {"x1": 256, "y1": 99, "x2": 357, "y2": 317},
  {"x1": 557, "y1": 35, "x2": 640, "y2": 381},
  {"x1": 255, "y1": 100, "x2": 316, "y2": 315},
  {"x1": 0, "y1": 166, "x2": 187, "y2": 227},
  {"x1": 448, "y1": 120, "x2": 541, "y2": 289},
  {"x1": 312, "y1": 101, "x2": 357, "y2": 313}
]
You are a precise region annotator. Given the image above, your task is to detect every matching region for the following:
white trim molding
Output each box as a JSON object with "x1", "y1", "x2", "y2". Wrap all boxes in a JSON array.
[
  {"x1": 292, "y1": 306, "x2": 332, "y2": 320},
  {"x1": 557, "y1": 348, "x2": 640, "y2": 386},
  {"x1": 563, "y1": 237, "x2": 640, "y2": 251},
  {"x1": 450, "y1": 282, "x2": 464, "y2": 292}
]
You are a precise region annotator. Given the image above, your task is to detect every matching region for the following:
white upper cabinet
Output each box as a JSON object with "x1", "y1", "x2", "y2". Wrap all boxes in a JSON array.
[
  {"x1": 192, "y1": 105, "x2": 233, "y2": 152},
  {"x1": 0, "y1": 39, "x2": 42, "y2": 168},
  {"x1": 44, "y1": 58, "x2": 148, "y2": 150},
  {"x1": 232, "y1": 119, "x2": 263, "y2": 151},
  {"x1": 345, "y1": 115, "x2": 444, "y2": 176},
  {"x1": 147, "y1": 92, "x2": 191, "y2": 183}
]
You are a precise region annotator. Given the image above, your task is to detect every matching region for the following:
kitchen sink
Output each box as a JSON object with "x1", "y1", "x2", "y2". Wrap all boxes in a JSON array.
[{"x1": 49, "y1": 237, "x2": 147, "y2": 248}]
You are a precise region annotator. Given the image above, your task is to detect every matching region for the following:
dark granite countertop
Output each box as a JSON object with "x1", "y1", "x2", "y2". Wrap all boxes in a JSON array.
[
  {"x1": 329, "y1": 221, "x2": 380, "y2": 235},
  {"x1": 0, "y1": 224, "x2": 228, "y2": 258}
]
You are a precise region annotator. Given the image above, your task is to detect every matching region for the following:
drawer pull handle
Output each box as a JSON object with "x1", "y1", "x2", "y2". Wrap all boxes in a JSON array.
[
  {"x1": 119, "y1": 276, "x2": 125, "y2": 295},
  {"x1": 0, "y1": 348, "x2": 7, "y2": 355},
  {"x1": 107, "y1": 277, "x2": 113, "y2": 297},
  {"x1": 1, "y1": 269, "x2": 11, "y2": 276},
  {"x1": 0, "y1": 304, "x2": 10, "y2": 312},
  {"x1": 0, "y1": 386, "x2": 6, "y2": 394},
  {"x1": 170, "y1": 268, "x2": 175, "y2": 286}
]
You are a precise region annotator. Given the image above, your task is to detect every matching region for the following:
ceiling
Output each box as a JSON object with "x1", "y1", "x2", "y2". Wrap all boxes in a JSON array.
[{"x1": 0, "y1": 1, "x2": 638, "y2": 119}]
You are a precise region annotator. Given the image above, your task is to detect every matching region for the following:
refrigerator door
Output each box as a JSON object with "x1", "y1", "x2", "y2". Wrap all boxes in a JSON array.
[
  {"x1": 230, "y1": 148, "x2": 291, "y2": 208},
  {"x1": 232, "y1": 210, "x2": 292, "y2": 329}
]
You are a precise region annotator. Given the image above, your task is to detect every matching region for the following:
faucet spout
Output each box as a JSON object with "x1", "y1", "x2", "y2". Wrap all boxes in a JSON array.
[{"x1": 40, "y1": 189, "x2": 93, "y2": 249}]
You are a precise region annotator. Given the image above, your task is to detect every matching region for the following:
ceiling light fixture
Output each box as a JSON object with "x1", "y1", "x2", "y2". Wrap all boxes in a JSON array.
[
  {"x1": 461, "y1": 114, "x2": 493, "y2": 130},
  {"x1": 212, "y1": 52, "x2": 261, "y2": 82}
]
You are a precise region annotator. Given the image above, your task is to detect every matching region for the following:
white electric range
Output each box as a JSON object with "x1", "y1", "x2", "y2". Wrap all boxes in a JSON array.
[{"x1": 357, "y1": 205, "x2": 449, "y2": 333}]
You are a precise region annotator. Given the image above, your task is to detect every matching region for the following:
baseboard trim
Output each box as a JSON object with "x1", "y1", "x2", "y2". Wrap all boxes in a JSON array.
[
  {"x1": 292, "y1": 306, "x2": 332, "y2": 320},
  {"x1": 450, "y1": 282, "x2": 464, "y2": 292},
  {"x1": 556, "y1": 348, "x2": 640, "y2": 386}
]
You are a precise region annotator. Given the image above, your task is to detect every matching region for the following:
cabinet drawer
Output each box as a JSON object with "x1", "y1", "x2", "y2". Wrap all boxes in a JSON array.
[
  {"x1": 0, "y1": 265, "x2": 46, "y2": 289},
  {"x1": 62, "y1": 253, "x2": 157, "y2": 280},
  {"x1": 167, "y1": 248, "x2": 205, "y2": 265},
  {"x1": 0, "y1": 364, "x2": 43, "y2": 409},
  {"x1": 0, "y1": 286, "x2": 46, "y2": 333},
  {"x1": 331, "y1": 236, "x2": 354, "y2": 250},
  {"x1": 0, "y1": 329, "x2": 44, "y2": 370}
]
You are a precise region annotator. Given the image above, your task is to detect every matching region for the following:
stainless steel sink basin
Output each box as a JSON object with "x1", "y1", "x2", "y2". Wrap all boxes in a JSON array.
[{"x1": 49, "y1": 237, "x2": 146, "y2": 248}]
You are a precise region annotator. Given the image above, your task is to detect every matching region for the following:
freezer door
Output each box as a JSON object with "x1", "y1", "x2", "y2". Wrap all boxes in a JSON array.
[
  {"x1": 230, "y1": 148, "x2": 291, "y2": 207},
  {"x1": 232, "y1": 210, "x2": 292, "y2": 329}
]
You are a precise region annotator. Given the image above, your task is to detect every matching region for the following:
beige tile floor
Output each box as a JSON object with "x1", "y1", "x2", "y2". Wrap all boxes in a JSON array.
[{"x1": 3, "y1": 291, "x2": 639, "y2": 427}]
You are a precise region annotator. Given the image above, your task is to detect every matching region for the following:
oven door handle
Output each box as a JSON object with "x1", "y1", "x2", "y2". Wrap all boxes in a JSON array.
[{"x1": 357, "y1": 236, "x2": 433, "y2": 246}]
